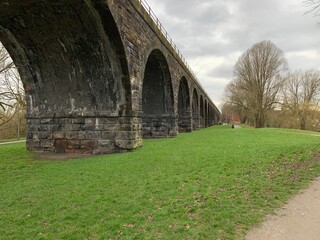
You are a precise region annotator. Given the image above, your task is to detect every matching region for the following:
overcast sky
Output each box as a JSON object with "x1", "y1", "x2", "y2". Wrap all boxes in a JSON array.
[{"x1": 145, "y1": 0, "x2": 320, "y2": 108}]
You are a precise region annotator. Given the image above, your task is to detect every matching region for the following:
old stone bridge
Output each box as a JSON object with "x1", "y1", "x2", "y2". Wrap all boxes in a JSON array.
[{"x1": 0, "y1": 0, "x2": 221, "y2": 154}]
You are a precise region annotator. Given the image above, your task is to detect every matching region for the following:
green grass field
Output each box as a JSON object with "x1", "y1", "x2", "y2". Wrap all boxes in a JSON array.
[{"x1": 1, "y1": 126, "x2": 320, "y2": 239}]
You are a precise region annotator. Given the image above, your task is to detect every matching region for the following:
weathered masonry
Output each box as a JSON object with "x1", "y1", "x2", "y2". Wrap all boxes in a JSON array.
[{"x1": 0, "y1": 0, "x2": 221, "y2": 154}]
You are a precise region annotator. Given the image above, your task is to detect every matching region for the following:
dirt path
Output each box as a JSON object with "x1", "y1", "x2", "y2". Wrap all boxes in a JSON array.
[
  {"x1": 246, "y1": 177, "x2": 320, "y2": 240},
  {"x1": 0, "y1": 140, "x2": 25, "y2": 145}
]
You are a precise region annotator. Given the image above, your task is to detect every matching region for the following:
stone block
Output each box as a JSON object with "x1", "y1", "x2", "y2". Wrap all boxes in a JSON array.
[
  {"x1": 32, "y1": 132, "x2": 39, "y2": 140},
  {"x1": 27, "y1": 124, "x2": 40, "y2": 131},
  {"x1": 97, "y1": 124, "x2": 108, "y2": 131},
  {"x1": 104, "y1": 124, "x2": 120, "y2": 131},
  {"x1": 99, "y1": 118, "x2": 117, "y2": 125},
  {"x1": 40, "y1": 140, "x2": 54, "y2": 148},
  {"x1": 27, "y1": 119, "x2": 40, "y2": 125},
  {"x1": 93, "y1": 140, "x2": 115, "y2": 154},
  {"x1": 82, "y1": 124, "x2": 95, "y2": 131},
  {"x1": 77, "y1": 131, "x2": 87, "y2": 140},
  {"x1": 67, "y1": 140, "x2": 80, "y2": 149},
  {"x1": 97, "y1": 140, "x2": 113, "y2": 148},
  {"x1": 101, "y1": 131, "x2": 116, "y2": 139},
  {"x1": 85, "y1": 118, "x2": 94, "y2": 124},
  {"x1": 80, "y1": 140, "x2": 96, "y2": 149},
  {"x1": 58, "y1": 118, "x2": 71, "y2": 125},
  {"x1": 27, "y1": 132, "x2": 33, "y2": 139},
  {"x1": 64, "y1": 124, "x2": 82, "y2": 131},
  {"x1": 52, "y1": 123, "x2": 62, "y2": 131},
  {"x1": 114, "y1": 131, "x2": 129, "y2": 140},
  {"x1": 40, "y1": 118, "x2": 54, "y2": 124},
  {"x1": 26, "y1": 139, "x2": 40, "y2": 149},
  {"x1": 38, "y1": 125, "x2": 54, "y2": 131},
  {"x1": 65, "y1": 131, "x2": 78, "y2": 140},
  {"x1": 72, "y1": 118, "x2": 85, "y2": 124},
  {"x1": 39, "y1": 131, "x2": 52, "y2": 139},
  {"x1": 132, "y1": 123, "x2": 141, "y2": 131},
  {"x1": 55, "y1": 140, "x2": 68, "y2": 153},
  {"x1": 119, "y1": 124, "x2": 133, "y2": 131},
  {"x1": 115, "y1": 140, "x2": 136, "y2": 150},
  {"x1": 86, "y1": 131, "x2": 102, "y2": 139},
  {"x1": 53, "y1": 131, "x2": 63, "y2": 139}
]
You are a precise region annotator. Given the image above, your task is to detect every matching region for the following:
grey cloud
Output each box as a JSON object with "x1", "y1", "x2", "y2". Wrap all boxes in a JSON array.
[
  {"x1": 145, "y1": 0, "x2": 320, "y2": 104},
  {"x1": 207, "y1": 64, "x2": 234, "y2": 79}
]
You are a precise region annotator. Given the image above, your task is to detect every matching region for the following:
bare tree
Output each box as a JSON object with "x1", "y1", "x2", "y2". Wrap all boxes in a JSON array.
[
  {"x1": 0, "y1": 44, "x2": 15, "y2": 111},
  {"x1": 282, "y1": 70, "x2": 320, "y2": 130},
  {"x1": 224, "y1": 82, "x2": 250, "y2": 123},
  {"x1": 304, "y1": 0, "x2": 320, "y2": 16},
  {"x1": 225, "y1": 40, "x2": 287, "y2": 128},
  {"x1": 0, "y1": 43, "x2": 25, "y2": 138}
]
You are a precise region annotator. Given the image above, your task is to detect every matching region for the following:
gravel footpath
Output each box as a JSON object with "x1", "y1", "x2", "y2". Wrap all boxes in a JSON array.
[
  {"x1": 246, "y1": 177, "x2": 320, "y2": 240},
  {"x1": 0, "y1": 140, "x2": 25, "y2": 145}
]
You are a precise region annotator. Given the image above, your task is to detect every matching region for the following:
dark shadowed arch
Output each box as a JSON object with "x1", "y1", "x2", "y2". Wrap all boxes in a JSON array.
[
  {"x1": 178, "y1": 77, "x2": 191, "y2": 132},
  {"x1": 200, "y1": 95, "x2": 204, "y2": 128},
  {"x1": 205, "y1": 100, "x2": 208, "y2": 127},
  {"x1": 0, "y1": 1, "x2": 131, "y2": 117},
  {"x1": 208, "y1": 105, "x2": 214, "y2": 126},
  {"x1": 0, "y1": 1, "x2": 133, "y2": 154},
  {"x1": 214, "y1": 108, "x2": 219, "y2": 124},
  {"x1": 192, "y1": 89, "x2": 199, "y2": 130},
  {"x1": 210, "y1": 106, "x2": 213, "y2": 125},
  {"x1": 142, "y1": 49, "x2": 175, "y2": 138}
]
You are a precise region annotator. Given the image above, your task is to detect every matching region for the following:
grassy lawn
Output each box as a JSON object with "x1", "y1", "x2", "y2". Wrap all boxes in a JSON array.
[{"x1": 1, "y1": 126, "x2": 320, "y2": 239}]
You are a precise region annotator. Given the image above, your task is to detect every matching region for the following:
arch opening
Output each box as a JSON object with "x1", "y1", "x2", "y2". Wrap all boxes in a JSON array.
[
  {"x1": 209, "y1": 106, "x2": 213, "y2": 126},
  {"x1": 178, "y1": 77, "x2": 191, "y2": 132},
  {"x1": 200, "y1": 95, "x2": 204, "y2": 128},
  {"x1": 192, "y1": 89, "x2": 199, "y2": 130},
  {"x1": 0, "y1": 1, "x2": 135, "y2": 154},
  {"x1": 142, "y1": 49, "x2": 176, "y2": 138},
  {"x1": 208, "y1": 105, "x2": 216, "y2": 126},
  {"x1": 0, "y1": 42, "x2": 26, "y2": 140},
  {"x1": 204, "y1": 100, "x2": 208, "y2": 128}
]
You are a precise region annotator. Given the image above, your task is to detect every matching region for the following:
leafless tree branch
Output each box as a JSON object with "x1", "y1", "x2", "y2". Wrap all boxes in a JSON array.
[
  {"x1": 0, "y1": 42, "x2": 25, "y2": 127},
  {"x1": 225, "y1": 40, "x2": 287, "y2": 128}
]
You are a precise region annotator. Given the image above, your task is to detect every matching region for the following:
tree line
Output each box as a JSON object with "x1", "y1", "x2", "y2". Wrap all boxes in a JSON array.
[{"x1": 222, "y1": 40, "x2": 320, "y2": 131}]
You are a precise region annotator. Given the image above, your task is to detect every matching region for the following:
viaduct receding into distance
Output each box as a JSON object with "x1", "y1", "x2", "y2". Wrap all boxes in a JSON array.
[{"x1": 0, "y1": 0, "x2": 221, "y2": 154}]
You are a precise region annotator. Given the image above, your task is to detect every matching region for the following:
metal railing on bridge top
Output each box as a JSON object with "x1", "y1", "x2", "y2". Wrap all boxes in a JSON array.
[{"x1": 138, "y1": 0, "x2": 202, "y2": 89}]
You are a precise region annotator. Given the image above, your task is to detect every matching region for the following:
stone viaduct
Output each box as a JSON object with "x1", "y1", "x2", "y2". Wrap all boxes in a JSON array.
[{"x1": 0, "y1": 0, "x2": 221, "y2": 154}]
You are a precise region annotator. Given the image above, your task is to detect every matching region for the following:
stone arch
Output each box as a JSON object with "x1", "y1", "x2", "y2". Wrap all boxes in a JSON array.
[
  {"x1": 142, "y1": 49, "x2": 176, "y2": 138},
  {"x1": 208, "y1": 105, "x2": 215, "y2": 126},
  {"x1": 178, "y1": 77, "x2": 191, "y2": 132},
  {"x1": 200, "y1": 95, "x2": 204, "y2": 128},
  {"x1": 205, "y1": 99, "x2": 208, "y2": 128},
  {"x1": 192, "y1": 88, "x2": 200, "y2": 130},
  {"x1": 0, "y1": 1, "x2": 134, "y2": 154},
  {"x1": 214, "y1": 108, "x2": 219, "y2": 125},
  {"x1": 212, "y1": 106, "x2": 216, "y2": 125}
]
